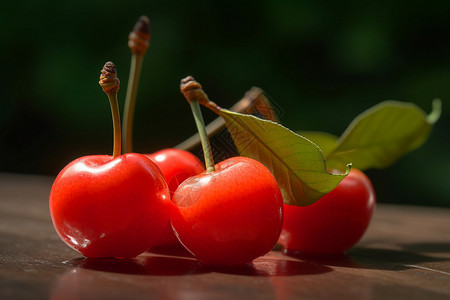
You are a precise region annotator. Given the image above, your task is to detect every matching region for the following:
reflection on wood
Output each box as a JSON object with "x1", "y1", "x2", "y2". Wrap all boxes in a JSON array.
[{"x1": 0, "y1": 173, "x2": 449, "y2": 300}]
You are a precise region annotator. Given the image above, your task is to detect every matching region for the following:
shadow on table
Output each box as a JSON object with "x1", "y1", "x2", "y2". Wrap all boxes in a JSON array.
[
  {"x1": 66, "y1": 241, "x2": 449, "y2": 276},
  {"x1": 65, "y1": 253, "x2": 332, "y2": 277},
  {"x1": 65, "y1": 255, "x2": 205, "y2": 276},
  {"x1": 282, "y1": 245, "x2": 448, "y2": 271},
  {"x1": 400, "y1": 242, "x2": 450, "y2": 253}
]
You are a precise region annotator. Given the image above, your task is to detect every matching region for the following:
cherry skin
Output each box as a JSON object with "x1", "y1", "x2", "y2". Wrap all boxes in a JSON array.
[
  {"x1": 278, "y1": 168, "x2": 376, "y2": 255},
  {"x1": 170, "y1": 156, "x2": 284, "y2": 266},
  {"x1": 146, "y1": 148, "x2": 205, "y2": 247},
  {"x1": 49, "y1": 153, "x2": 171, "y2": 258},
  {"x1": 147, "y1": 148, "x2": 205, "y2": 197}
]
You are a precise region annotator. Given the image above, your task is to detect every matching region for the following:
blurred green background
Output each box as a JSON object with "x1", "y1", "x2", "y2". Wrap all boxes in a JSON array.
[{"x1": 1, "y1": 0, "x2": 449, "y2": 206}]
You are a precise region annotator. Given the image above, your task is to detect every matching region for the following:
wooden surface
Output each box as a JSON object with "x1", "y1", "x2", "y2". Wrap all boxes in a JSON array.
[{"x1": 0, "y1": 172, "x2": 449, "y2": 300}]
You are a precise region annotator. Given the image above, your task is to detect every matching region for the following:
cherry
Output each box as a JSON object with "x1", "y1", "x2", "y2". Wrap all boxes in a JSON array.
[
  {"x1": 49, "y1": 62, "x2": 171, "y2": 258},
  {"x1": 147, "y1": 149, "x2": 205, "y2": 198},
  {"x1": 278, "y1": 168, "x2": 376, "y2": 255},
  {"x1": 147, "y1": 148, "x2": 205, "y2": 247},
  {"x1": 171, "y1": 157, "x2": 284, "y2": 265},
  {"x1": 170, "y1": 76, "x2": 284, "y2": 265}
]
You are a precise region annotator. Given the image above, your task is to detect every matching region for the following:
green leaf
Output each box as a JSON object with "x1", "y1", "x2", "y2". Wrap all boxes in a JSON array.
[
  {"x1": 217, "y1": 109, "x2": 350, "y2": 206},
  {"x1": 326, "y1": 99, "x2": 442, "y2": 171},
  {"x1": 296, "y1": 131, "x2": 339, "y2": 157}
]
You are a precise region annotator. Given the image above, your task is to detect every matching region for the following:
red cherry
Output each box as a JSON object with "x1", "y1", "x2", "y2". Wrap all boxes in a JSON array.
[
  {"x1": 278, "y1": 168, "x2": 376, "y2": 255},
  {"x1": 147, "y1": 148, "x2": 205, "y2": 197},
  {"x1": 147, "y1": 148, "x2": 205, "y2": 247},
  {"x1": 49, "y1": 153, "x2": 171, "y2": 258},
  {"x1": 174, "y1": 76, "x2": 284, "y2": 265},
  {"x1": 49, "y1": 62, "x2": 171, "y2": 258},
  {"x1": 171, "y1": 156, "x2": 284, "y2": 265}
]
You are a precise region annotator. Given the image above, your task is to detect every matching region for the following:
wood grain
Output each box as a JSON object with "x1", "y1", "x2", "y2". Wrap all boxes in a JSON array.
[{"x1": 1, "y1": 173, "x2": 449, "y2": 300}]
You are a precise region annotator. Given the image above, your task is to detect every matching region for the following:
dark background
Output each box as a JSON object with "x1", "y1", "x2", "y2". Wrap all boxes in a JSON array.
[{"x1": 1, "y1": 0, "x2": 449, "y2": 206}]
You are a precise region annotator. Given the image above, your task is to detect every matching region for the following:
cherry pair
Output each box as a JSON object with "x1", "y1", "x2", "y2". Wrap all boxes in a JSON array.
[
  {"x1": 49, "y1": 63, "x2": 202, "y2": 258},
  {"x1": 49, "y1": 65, "x2": 284, "y2": 266},
  {"x1": 49, "y1": 17, "x2": 206, "y2": 259}
]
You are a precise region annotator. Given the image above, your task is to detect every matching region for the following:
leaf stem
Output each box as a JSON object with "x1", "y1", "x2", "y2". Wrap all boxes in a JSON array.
[
  {"x1": 122, "y1": 16, "x2": 150, "y2": 153},
  {"x1": 99, "y1": 62, "x2": 121, "y2": 158},
  {"x1": 427, "y1": 99, "x2": 442, "y2": 124},
  {"x1": 180, "y1": 76, "x2": 216, "y2": 172}
]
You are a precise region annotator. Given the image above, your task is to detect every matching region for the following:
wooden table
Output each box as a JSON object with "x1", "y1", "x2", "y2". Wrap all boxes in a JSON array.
[{"x1": 1, "y1": 173, "x2": 449, "y2": 300}]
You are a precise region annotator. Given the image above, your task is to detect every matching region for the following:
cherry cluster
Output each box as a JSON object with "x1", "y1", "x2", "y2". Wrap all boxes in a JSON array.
[{"x1": 49, "y1": 16, "x2": 375, "y2": 265}]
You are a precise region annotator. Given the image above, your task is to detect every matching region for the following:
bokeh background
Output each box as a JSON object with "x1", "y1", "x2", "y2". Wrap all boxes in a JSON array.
[{"x1": 1, "y1": 0, "x2": 449, "y2": 206}]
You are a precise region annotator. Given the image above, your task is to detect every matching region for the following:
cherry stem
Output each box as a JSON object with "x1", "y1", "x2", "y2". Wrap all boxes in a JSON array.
[
  {"x1": 176, "y1": 87, "x2": 279, "y2": 151},
  {"x1": 99, "y1": 62, "x2": 121, "y2": 158},
  {"x1": 122, "y1": 16, "x2": 150, "y2": 153},
  {"x1": 180, "y1": 76, "x2": 216, "y2": 172}
]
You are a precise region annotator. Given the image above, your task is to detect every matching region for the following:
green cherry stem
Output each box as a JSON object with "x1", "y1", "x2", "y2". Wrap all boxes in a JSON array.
[
  {"x1": 122, "y1": 16, "x2": 150, "y2": 153},
  {"x1": 180, "y1": 76, "x2": 216, "y2": 172},
  {"x1": 99, "y1": 61, "x2": 121, "y2": 158}
]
